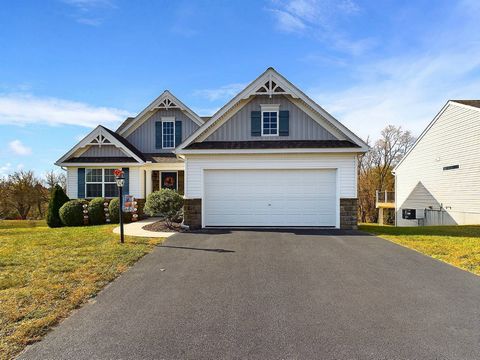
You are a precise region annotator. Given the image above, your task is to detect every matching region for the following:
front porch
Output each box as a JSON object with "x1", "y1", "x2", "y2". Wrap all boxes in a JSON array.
[{"x1": 142, "y1": 154, "x2": 185, "y2": 198}]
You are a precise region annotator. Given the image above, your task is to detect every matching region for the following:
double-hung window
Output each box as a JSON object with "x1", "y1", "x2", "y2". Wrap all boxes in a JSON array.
[
  {"x1": 261, "y1": 105, "x2": 279, "y2": 136},
  {"x1": 86, "y1": 168, "x2": 117, "y2": 198},
  {"x1": 162, "y1": 118, "x2": 175, "y2": 149}
]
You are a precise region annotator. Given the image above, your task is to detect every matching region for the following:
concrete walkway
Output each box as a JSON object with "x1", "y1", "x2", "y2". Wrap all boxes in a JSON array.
[{"x1": 113, "y1": 217, "x2": 176, "y2": 238}]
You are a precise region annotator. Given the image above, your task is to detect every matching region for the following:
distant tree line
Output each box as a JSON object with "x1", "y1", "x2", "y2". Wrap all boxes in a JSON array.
[
  {"x1": 0, "y1": 170, "x2": 66, "y2": 220},
  {"x1": 358, "y1": 125, "x2": 415, "y2": 224}
]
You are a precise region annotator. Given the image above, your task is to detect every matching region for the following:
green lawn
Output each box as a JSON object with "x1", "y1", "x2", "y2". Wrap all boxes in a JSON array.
[
  {"x1": 0, "y1": 220, "x2": 163, "y2": 360},
  {"x1": 359, "y1": 224, "x2": 480, "y2": 275}
]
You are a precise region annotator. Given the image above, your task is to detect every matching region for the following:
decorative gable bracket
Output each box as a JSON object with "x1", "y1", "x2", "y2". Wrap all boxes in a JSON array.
[
  {"x1": 88, "y1": 134, "x2": 112, "y2": 147},
  {"x1": 151, "y1": 96, "x2": 180, "y2": 111}
]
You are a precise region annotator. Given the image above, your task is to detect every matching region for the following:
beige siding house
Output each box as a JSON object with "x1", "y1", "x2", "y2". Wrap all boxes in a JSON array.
[
  {"x1": 57, "y1": 68, "x2": 368, "y2": 229},
  {"x1": 394, "y1": 100, "x2": 480, "y2": 226}
]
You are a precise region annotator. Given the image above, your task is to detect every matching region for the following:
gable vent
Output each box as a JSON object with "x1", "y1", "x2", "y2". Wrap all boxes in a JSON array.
[
  {"x1": 88, "y1": 134, "x2": 111, "y2": 146},
  {"x1": 254, "y1": 78, "x2": 287, "y2": 98},
  {"x1": 154, "y1": 97, "x2": 179, "y2": 110}
]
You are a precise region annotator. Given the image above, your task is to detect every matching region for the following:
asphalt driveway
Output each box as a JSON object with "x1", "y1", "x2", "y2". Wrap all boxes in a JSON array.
[{"x1": 20, "y1": 230, "x2": 480, "y2": 360}]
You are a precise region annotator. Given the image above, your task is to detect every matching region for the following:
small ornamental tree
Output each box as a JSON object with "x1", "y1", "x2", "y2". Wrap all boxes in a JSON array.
[
  {"x1": 88, "y1": 197, "x2": 106, "y2": 225},
  {"x1": 59, "y1": 200, "x2": 84, "y2": 227},
  {"x1": 144, "y1": 189, "x2": 183, "y2": 228},
  {"x1": 46, "y1": 185, "x2": 70, "y2": 228}
]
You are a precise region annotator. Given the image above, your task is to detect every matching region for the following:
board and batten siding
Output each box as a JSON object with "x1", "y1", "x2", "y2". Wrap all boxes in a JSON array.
[
  {"x1": 396, "y1": 103, "x2": 480, "y2": 226},
  {"x1": 79, "y1": 146, "x2": 127, "y2": 157},
  {"x1": 126, "y1": 109, "x2": 200, "y2": 153},
  {"x1": 205, "y1": 95, "x2": 338, "y2": 141},
  {"x1": 65, "y1": 166, "x2": 143, "y2": 199},
  {"x1": 184, "y1": 153, "x2": 358, "y2": 199}
]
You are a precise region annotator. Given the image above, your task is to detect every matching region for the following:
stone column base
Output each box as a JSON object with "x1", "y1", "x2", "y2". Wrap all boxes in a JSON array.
[
  {"x1": 340, "y1": 198, "x2": 358, "y2": 230},
  {"x1": 183, "y1": 198, "x2": 202, "y2": 230}
]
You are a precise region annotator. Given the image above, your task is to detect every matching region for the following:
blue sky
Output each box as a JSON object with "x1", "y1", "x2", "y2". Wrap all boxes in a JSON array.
[{"x1": 1, "y1": 0, "x2": 480, "y2": 177}]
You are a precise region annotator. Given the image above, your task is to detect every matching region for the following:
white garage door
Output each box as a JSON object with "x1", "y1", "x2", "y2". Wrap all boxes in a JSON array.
[{"x1": 204, "y1": 169, "x2": 337, "y2": 227}]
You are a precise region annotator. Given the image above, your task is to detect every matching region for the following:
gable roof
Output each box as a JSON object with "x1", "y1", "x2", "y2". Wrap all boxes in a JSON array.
[
  {"x1": 117, "y1": 90, "x2": 204, "y2": 137},
  {"x1": 56, "y1": 125, "x2": 145, "y2": 166},
  {"x1": 451, "y1": 100, "x2": 480, "y2": 109},
  {"x1": 116, "y1": 116, "x2": 135, "y2": 133},
  {"x1": 176, "y1": 67, "x2": 369, "y2": 153},
  {"x1": 394, "y1": 100, "x2": 480, "y2": 171}
]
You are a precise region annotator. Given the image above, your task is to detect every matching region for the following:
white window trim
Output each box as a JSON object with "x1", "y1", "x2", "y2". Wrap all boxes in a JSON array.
[
  {"x1": 85, "y1": 168, "x2": 117, "y2": 198},
  {"x1": 162, "y1": 117, "x2": 176, "y2": 149},
  {"x1": 260, "y1": 104, "x2": 280, "y2": 137}
]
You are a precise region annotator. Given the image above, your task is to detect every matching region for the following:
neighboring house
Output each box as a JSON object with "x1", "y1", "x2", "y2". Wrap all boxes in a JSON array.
[
  {"x1": 56, "y1": 68, "x2": 368, "y2": 229},
  {"x1": 394, "y1": 100, "x2": 480, "y2": 226}
]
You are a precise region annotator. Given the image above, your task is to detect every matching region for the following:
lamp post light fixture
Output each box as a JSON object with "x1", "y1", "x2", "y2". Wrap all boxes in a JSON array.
[{"x1": 114, "y1": 169, "x2": 125, "y2": 244}]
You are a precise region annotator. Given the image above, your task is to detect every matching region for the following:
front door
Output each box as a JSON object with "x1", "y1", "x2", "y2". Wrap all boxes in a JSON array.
[{"x1": 161, "y1": 172, "x2": 177, "y2": 191}]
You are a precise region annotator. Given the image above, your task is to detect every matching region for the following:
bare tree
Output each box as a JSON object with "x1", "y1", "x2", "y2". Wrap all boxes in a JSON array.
[
  {"x1": 358, "y1": 125, "x2": 415, "y2": 223},
  {"x1": 45, "y1": 170, "x2": 67, "y2": 190},
  {"x1": 4, "y1": 171, "x2": 46, "y2": 219}
]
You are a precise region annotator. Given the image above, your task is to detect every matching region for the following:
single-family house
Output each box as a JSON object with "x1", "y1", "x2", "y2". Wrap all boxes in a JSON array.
[
  {"x1": 56, "y1": 68, "x2": 368, "y2": 229},
  {"x1": 394, "y1": 100, "x2": 480, "y2": 226}
]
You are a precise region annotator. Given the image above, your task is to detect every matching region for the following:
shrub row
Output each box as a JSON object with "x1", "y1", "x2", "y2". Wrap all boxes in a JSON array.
[
  {"x1": 47, "y1": 186, "x2": 182, "y2": 228},
  {"x1": 56, "y1": 197, "x2": 143, "y2": 227}
]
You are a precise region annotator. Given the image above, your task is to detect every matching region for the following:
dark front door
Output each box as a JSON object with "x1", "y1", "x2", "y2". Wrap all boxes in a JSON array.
[{"x1": 161, "y1": 172, "x2": 177, "y2": 191}]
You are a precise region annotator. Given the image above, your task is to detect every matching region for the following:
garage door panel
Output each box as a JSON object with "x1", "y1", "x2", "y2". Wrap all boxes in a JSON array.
[{"x1": 204, "y1": 169, "x2": 337, "y2": 227}]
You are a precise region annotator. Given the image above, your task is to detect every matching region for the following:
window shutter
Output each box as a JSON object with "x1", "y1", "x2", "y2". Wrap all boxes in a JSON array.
[
  {"x1": 78, "y1": 168, "x2": 85, "y2": 198},
  {"x1": 175, "y1": 121, "x2": 182, "y2": 147},
  {"x1": 155, "y1": 122, "x2": 162, "y2": 149},
  {"x1": 122, "y1": 168, "x2": 129, "y2": 195},
  {"x1": 279, "y1": 110, "x2": 289, "y2": 136},
  {"x1": 251, "y1": 111, "x2": 261, "y2": 136}
]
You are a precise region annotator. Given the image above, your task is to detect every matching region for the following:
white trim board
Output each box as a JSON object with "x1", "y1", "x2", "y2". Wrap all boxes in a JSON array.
[{"x1": 178, "y1": 148, "x2": 363, "y2": 155}]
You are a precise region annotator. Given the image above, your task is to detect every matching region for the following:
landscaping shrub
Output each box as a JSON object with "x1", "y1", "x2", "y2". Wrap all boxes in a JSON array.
[
  {"x1": 46, "y1": 185, "x2": 70, "y2": 228},
  {"x1": 144, "y1": 189, "x2": 183, "y2": 227},
  {"x1": 108, "y1": 198, "x2": 132, "y2": 224},
  {"x1": 88, "y1": 197, "x2": 106, "y2": 225},
  {"x1": 59, "y1": 200, "x2": 85, "y2": 227}
]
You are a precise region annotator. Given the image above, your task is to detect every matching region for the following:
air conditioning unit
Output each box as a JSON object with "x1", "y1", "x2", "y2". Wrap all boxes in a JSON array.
[{"x1": 402, "y1": 209, "x2": 416, "y2": 219}]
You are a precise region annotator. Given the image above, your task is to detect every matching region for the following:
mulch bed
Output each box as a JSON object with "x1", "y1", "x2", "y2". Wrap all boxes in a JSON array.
[{"x1": 142, "y1": 220, "x2": 183, "y2": 232}]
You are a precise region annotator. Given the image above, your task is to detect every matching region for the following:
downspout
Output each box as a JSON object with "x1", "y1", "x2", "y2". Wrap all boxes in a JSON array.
[{"x1": 392, "y1": 169, "x2": 397, "y2": 227}]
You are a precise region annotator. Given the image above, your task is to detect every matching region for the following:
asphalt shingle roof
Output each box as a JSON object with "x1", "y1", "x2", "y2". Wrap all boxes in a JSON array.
[{"x1": 184, "y1": 140, "x2": 360, "y2": 150}]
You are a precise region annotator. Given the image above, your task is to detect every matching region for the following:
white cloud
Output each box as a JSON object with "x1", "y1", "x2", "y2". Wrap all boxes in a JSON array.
[
  {"x1": 0, "y1": 163, "x2": 26, "y2": 178},
  {"x1": 194, "y1": 83, "x2": 246, "y2": 101},
  {"x1": 0, "y1": 93, "x2": 131, "y2": 128},
  {"x1": 61, "y1": 0, "x2": 116, "y2": 25},
  {"x1": 9, "y1": 140, "x2": 32, "y2": 156},
  {"x1": 311, "y1": 50, "x2": 480, "y2": 141},
  {"x1": 270, "y1": 9, "x2": 306, "y2": 33},
  {"x1": 0, "y1": 163, "x2": 12, "y2": 178},
  {"x1": 268, "y1": 0, "x2": 372, "y2": 55}
]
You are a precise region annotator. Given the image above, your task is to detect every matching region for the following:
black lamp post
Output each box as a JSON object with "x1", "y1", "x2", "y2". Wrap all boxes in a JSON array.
[{"x1": 114, "y1": 169, "x2": 125, "y2": 244}]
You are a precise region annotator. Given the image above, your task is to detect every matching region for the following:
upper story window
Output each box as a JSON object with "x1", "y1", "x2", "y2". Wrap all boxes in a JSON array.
[
  {"x1": 162, "y1": 117, "x2": 175, "y2": 149},
  {"x1": 85, "y1": 168, "x2": 117, "y2": 198},
  {"x1": 261, "y1": 104, "x2": 279, "y2": 136}
]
